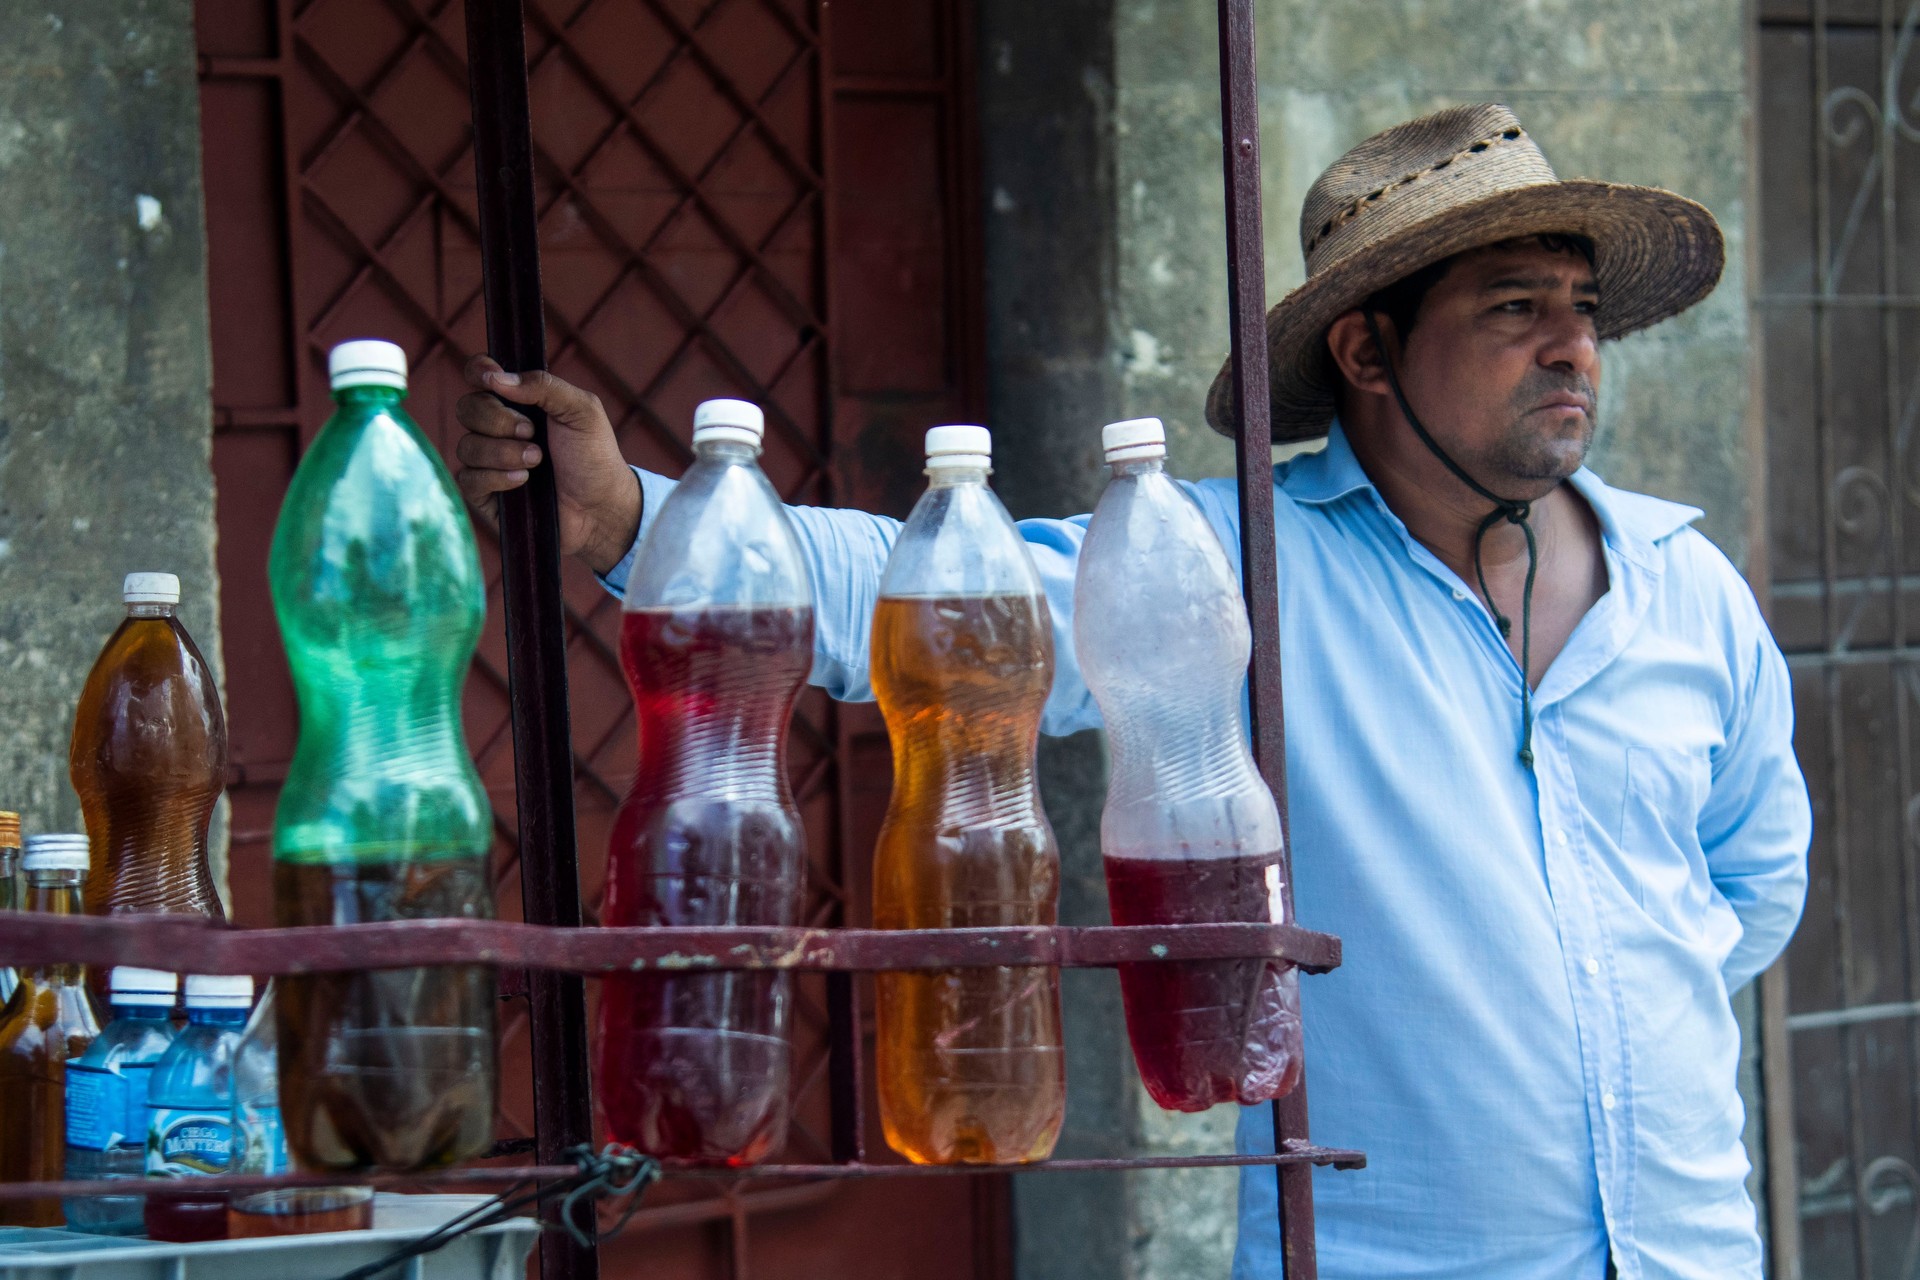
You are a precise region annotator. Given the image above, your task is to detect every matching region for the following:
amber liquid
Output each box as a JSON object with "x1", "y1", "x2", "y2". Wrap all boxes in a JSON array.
[
  {"x1": 870, "y1": 594, "x2": 1064, "y2": 1165},
  {"x1": 0, "y1": 881, "x2": 99, "y2": 1227},
  {"x1": 598, "y1": 605, "x2": 811, "y2": 1166},
  {"x1": 145, "y1": 1193, "x2": 229, "y2": 1242},
  {"x1": 1105, "y1": 852, "x2": 1303, "y2": 1111},
  {"x1": 274, "y1": 857, "x2": 496, "y2": 1172},
  {"x1": 71, "y1": 614, "x2": 227, "y2": 920},
  {"x1": 227, "y1": 1188, "x2": 373, "y2": 1237}
]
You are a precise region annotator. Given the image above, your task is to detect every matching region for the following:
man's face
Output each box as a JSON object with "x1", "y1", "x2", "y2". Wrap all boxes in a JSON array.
[{"x1": 1392, "y1": 240, "x2": 1602, "y2": 486}]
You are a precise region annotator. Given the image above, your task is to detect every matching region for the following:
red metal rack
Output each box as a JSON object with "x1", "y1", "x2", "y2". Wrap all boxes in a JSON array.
[{"x1": 0, "y1": 1, "x2": 1360, "y2": 1277}]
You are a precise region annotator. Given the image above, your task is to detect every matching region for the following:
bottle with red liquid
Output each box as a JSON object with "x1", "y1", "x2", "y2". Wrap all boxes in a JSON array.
[
  {"x1": 596, "y1": 398, "x2": 814, "y2": 1165},
  {"x1": 1072, "y1": 417, "x2": 1302, "y2": 1111}
]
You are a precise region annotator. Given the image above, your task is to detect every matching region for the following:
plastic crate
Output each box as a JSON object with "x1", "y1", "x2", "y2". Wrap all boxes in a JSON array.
[{"x1": 0, "y1": 1193, "x2": 539, "y2": 1279}]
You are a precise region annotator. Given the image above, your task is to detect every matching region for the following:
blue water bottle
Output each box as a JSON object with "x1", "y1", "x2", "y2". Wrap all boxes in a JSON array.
[
  {"x1": 63, "y1": 967, "x2": 178, "y2": 1233},
  {"x1": 143, "y1": 974, "x2": 251, "y2": 1243}
]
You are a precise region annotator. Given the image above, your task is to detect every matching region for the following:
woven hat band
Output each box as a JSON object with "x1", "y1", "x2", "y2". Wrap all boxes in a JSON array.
[{"x1": 1302, "y1": 125, "x2": 1559, "y2": 274}]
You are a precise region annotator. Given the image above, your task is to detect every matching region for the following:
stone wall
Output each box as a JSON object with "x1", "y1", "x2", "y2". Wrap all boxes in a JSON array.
[
  {"x1": 0, "y1": 1, "x2": 223, "y2": 885},
  {"x1": 978, "y1": 0, "x2": 1758, "y2": 1275}
]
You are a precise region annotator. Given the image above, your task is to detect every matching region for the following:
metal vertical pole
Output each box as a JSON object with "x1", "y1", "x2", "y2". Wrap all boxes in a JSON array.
[
  {"x1": 463, "y1": 4, "x2": 598, "y2": 1279},
  {"x1": 1214, "y1": 2, "x2": 1316, "y2": 1276}
]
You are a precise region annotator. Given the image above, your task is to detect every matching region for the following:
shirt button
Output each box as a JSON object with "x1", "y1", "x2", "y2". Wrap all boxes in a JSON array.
[
  {"x1": 1602, "y1": 1091, "x2": 1617, "y2": 1112},
  {"x1": 1585, "y1": 957, "x2": 1600, "y2": 977},
  {"x1": 1452, "y1": 588, "x2": 1467, "y2": 601},
  {"x1": 1553, "y1": 831, "x2": 1570, "y2": 848}
]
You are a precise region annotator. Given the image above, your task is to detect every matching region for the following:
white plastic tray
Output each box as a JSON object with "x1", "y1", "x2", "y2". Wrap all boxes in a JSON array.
[{"x1": 0, "y1": 1193, "x2": 539, "y2": 1279}]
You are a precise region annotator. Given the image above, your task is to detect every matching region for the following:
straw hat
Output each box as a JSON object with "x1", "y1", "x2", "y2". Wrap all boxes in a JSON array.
[{"x1": 1203, "y1": 103, "x2": 1725, "y2": 442}]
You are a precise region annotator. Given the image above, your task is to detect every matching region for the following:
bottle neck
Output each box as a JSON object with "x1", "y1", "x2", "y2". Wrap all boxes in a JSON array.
[
  {"x1": 330, "y1": 383, "x2": 407, "y2": 410},
  {"x1": 109, "y1": 1002, "x2": 172, "y2": 1022},
  {"x1": 694, "y1": 438, "x2": 759, "y2": 465},
  {"x1": 185, "y1": 1006, "x2": 250, "y2": 1027},
  {"x1": 127, "y1": 601, "x2": 177, "y2": 620},
  {"x1": 1109, "y1": 455, "x2": 1166, "y2": 478},
  {"x1": 925, "y1": 463, "x2": 990, "y2": 488},
  {"x1": 23, "y1": 869, "x2": 85, "y2": 986}
]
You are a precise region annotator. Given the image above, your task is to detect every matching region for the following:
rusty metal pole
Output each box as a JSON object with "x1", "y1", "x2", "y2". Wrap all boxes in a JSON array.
[
  {"x1": 1214, "y1": 1, "x2": 1318, "y2": 1276},
  {"x1": 463, "y1": 3, "x2": 598, "y2": 1279}
]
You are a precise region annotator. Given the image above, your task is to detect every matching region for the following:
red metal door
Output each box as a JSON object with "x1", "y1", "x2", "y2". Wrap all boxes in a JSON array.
[{"x1": 194, "y1": 0, "x2": 1001, "y2": 1274}]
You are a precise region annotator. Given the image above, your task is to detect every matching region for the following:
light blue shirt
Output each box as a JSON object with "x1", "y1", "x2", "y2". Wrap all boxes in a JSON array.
[{"x1": 600, "y1": 422, "x2": 1811, "y2": 1280}]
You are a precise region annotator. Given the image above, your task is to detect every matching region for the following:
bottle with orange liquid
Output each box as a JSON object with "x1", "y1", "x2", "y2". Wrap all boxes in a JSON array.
[
  {"x1": 0, "y1": 835, "x2": 102, "y2": 1226},
  {"x1": 870, "y1": 425, "x2": 1065, "y2": 1165},
  {"x1": 71, "y1": 572, "x2": 228, "y2": 933},
  {"x1": 596, "y1": 398, "x2": 814, "y2": 1165}
]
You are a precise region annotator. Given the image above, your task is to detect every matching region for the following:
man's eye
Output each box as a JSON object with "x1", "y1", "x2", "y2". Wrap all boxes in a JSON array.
[
  {"x1": 1496, "y1": 299, "x2": 1532, "y2": 314},
  {"x1": 1575, "y1": 300, "x2": 1600, "y2": 315}
]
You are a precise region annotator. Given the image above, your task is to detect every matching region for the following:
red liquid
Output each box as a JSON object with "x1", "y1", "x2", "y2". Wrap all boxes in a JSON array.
[
  {"x1": 145, "y1": 1190, "x2": 229, "y2": 1243},
  {"x1": 596, "y1": 605, "x2": 812, "y2": 1166},
  {"x1": 1104, "y1": 852, "x2": 1303, "y2": 1111}
]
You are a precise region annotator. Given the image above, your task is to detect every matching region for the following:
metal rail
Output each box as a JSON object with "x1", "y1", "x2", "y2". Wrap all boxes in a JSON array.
[{"x1": 0, "y1": 915, "x2": 1341, "y2": 976}]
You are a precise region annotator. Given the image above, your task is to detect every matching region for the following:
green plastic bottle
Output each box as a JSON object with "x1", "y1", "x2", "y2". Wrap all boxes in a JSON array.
[{"x1": 268, "y1": 339, "x2": 496, "y2": 1173}]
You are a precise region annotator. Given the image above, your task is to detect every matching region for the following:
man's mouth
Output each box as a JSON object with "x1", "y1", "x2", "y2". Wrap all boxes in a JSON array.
[{"x1": 1531, "y1": 394, "x2": 1591, "y2": 417}]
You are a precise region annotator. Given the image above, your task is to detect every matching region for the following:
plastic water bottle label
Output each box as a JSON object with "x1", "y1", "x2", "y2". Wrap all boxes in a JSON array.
[
  {"x1": 146, "y1": 1107, "x2": 234, "y2": 1175},
  {"x1": 237, "y1": 1104, "x2": 290, "y2": 1175},
  {"x1": 120, "y1": 1064, "x2": 155, "y2": 1145},
  {"x1": 65, "y1": 1062, "x2": 127, "y2": 1150}
]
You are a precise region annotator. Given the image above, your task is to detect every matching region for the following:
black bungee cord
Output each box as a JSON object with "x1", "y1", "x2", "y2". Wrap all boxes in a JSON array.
[{"x1": 1360, "y1": 308, "x2": 1538, "y2": 769}]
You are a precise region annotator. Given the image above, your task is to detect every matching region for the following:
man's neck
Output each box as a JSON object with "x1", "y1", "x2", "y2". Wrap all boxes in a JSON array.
[{"x1": 1342, "y1": 415, "x2": 1566, "y2": 581}]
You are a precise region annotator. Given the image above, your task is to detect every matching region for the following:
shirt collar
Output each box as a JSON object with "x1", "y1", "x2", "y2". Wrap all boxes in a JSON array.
[{"x1": 1278, "y1": 419, "x2": 1702, "y2": 567}]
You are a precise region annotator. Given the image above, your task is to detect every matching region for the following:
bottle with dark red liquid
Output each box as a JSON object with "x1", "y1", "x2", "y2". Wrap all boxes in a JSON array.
[
  {"x1": 1073, "y1": 417, "x2": 1302, "y2": 1112},
  {"x1": 596, "y1": 398, "x2": 814, "y2": 1165}
]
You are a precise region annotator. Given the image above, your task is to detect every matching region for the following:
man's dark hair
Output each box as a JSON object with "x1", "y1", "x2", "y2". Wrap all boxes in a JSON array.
[{"x1": 1361, "y1": 232, "x2": 1597, "y2": 341}]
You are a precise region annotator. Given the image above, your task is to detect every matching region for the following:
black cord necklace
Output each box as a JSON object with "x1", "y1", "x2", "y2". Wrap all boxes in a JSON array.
[{"x1": 1361, "y1": 308, "x2": 1538, "y2": 769}]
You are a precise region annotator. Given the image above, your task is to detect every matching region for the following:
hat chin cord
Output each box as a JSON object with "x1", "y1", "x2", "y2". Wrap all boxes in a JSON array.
[{"x1": 1361, "y1": 307, "x2": 1537, "y2": 769}]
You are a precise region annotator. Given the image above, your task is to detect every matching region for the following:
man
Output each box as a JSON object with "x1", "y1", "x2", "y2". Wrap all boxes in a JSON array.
[{"x1": 455, "y1": 104, "x2": 1811, "y2": 1279}]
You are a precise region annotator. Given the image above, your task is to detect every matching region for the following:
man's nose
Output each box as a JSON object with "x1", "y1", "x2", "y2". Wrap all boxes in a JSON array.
[{"x1": 1538, "y1": 305, "x2": 1599, "y2": 375}]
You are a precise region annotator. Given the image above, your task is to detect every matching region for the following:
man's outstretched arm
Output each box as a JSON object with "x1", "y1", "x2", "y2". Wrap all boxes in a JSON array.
[{"x1": 453, "y1": 357, "x2": 1101, "y2": 734}]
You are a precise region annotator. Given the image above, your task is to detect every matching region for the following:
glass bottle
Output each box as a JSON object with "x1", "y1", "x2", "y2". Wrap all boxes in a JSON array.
[{"x1": 0, "y1": 834, "x2": 102, "y2": 1227}]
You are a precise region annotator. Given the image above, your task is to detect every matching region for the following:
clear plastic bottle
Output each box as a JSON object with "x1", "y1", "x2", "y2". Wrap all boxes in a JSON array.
[
  {"x1": 870, "y1": 425, "x2": 1064, "y2": 1165},
  {"x1": 1073, "y1": 417, "x2": 1301, "y2": 1111},
  {"x1": 144, "y1": 974, "x2": 252, "y2": 1243},
  {"x1": 71, "y1": 573, "x2": 228, "y2": 924},
  {"x1": 63, "y1": 967, "x2": 179, "y2": 1234},
  {"x1": 596, "y1": 399, "x2": 814, "y2": 1166},
  {"x1": 0, "y1": 835, "x2": 102, "y2": 1227},
  {"x1": 269, "y1": 340, "x2": 495, "y2": 1172},
  {"x1": 229, "y1": 981, "x2": 289, "y2": 1180},
  {"x1": 0, "y1": 811, "x2": 21, "y2": 1006}
]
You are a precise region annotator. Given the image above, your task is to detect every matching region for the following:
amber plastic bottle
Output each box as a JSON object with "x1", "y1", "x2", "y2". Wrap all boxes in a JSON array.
[
  {"x1": 870, "y1": 426, "x2": 1065, "y2": 1166},
  {"x1": 0, "y1": 835, "x2": 102, "y2": 1226},
  {"x1": 71, "y1": 572, "x2": 227, "y2": 925}
]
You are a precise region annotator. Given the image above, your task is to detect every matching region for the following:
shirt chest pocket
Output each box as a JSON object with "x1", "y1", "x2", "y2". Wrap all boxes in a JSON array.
[{"x1": 1619, "y1": 745, "x2": 1717, "y2": 919}]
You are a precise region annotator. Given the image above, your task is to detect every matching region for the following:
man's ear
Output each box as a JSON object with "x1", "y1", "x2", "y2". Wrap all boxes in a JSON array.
[{"x1": 1326, "y1": 309, "x2": 1395, "y2": 400}]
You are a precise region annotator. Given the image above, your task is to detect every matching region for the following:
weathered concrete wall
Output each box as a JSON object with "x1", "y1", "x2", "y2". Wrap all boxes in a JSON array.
[
  {"x1": 1116, "y1": 0, "x2": 1753, "y2": 560},
  {"x1": 0, "y1": 2, "x2": 223, "y2": 884},
  {"x1": 982, "y1": 1, "x2": 1758, "y2": 1276}
]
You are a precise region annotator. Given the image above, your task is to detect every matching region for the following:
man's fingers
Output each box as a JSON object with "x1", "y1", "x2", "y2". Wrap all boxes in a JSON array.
[
  {"x1": 463, "y1": 352, "x2": 505, "y2": 391},
  {"x1": 455, "y1": 391, "x2": 534, "y2": 440},
  {"x1": 475, "y1": 366, "x2": 604, "y2": 430},
  {"x1": 457, "y1": 433, "x2": 542, "y2": 472},
  {"x1": 456, "y1": 464, "x2": 529, "y2": 506}
]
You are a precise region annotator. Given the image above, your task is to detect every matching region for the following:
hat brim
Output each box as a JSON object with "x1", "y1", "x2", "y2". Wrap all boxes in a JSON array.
[{"x1": 1203, "y1": 181, "x2": 1727, "y2": 442}]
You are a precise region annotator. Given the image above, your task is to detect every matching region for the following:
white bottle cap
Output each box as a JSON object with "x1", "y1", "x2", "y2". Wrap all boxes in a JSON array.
[
  {"x1": 925, "y1": 424, "x2": 992, "y2": 471},
  {"x1": 183, "y1": 974, "x2": 254, "y2": 1008},
  {"x1": 692, "y1": 399, "x2": 765, "y2": 449},
  {"x1": 1102, "y1": 417, "x2": 1167, "y2": 463},
  {"x1": 123, "y1": 572, "x2": 180, "y2": 605},
  {"x1": 22, "y1": 833, "x2": 89, "y2": 872},
  {"x1": 110, "y1": 967, "x2": 179, "y2": 1005},
  {"x1": 328, "y1": 339, "x2": 409, "y2": 392}
]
